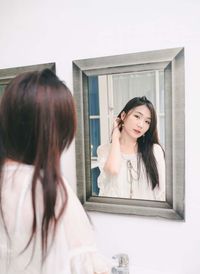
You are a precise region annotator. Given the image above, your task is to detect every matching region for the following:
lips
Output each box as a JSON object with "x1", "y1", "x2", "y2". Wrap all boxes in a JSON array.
[{"x1": 133, "y1": 129, "x2": 141, "y2": 134}]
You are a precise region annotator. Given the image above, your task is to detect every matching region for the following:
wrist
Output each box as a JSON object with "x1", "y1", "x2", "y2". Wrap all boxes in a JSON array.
[{"x1": 112, "y1": 134, "x2": 120, "y2": 143}]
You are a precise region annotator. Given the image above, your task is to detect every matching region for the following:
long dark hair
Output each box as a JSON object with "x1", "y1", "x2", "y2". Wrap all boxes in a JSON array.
[
  {"x1": 117, "y1": 96, "x2": 162, "y2": 190},
  {"x1": 0, "y1": 69, "x2": 76, "y2": 261}
]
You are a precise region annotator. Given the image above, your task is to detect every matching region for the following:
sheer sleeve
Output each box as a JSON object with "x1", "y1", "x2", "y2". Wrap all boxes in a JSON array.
[
  {"x1": 63, "y1": 178, "x2": 111, "y2": 274},
  {"x1": 97, "y1": 144, "x2": 110, "y2": 173},
  {"x1": 153, "y1": 144, "x2": 166, "y2": 201},
  {"x1": 96, "y1": 144, "x2": 111, "y2": 196}
]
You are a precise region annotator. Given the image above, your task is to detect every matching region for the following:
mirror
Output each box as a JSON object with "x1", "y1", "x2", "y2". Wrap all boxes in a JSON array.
[
  {"x1": 73, "y1": 47, "x2": 185, "y2": 220},
  {"x1": 88, "y1": 71, "x2": 166, "y2": 201},
  {"x1": 0, "y1": 63, "x2": 55, "y2": 93}
]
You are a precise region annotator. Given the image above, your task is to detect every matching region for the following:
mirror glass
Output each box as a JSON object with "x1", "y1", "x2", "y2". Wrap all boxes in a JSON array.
[
  {"x1": 73, "y1": 47, "x2": 185, "y2": 220},
  {"x1": 88, "y1": 70, "x2": 165, "y2": 200}
]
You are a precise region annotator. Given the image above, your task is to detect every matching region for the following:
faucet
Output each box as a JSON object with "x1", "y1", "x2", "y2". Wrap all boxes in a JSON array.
[{"x1": 112, "y1": 253, "x2": 129, "y2": 274}]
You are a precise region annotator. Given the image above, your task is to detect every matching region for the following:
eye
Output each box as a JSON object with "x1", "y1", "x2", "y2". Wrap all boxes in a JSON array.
[
  {"x1": 134, "y1": 114, "x2": 140, "y2": 119},
  {"x1": 145, "y1": 120, "x2": 151, "y2": 125}
]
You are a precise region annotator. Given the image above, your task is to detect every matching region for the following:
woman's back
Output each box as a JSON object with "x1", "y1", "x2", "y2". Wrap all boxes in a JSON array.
[
  {"x1": 1, "y1": 162, "x2": 109, "y2": 274},
  {"x1": 0, "y1": 162, "x2": 70, "y2": 273}
]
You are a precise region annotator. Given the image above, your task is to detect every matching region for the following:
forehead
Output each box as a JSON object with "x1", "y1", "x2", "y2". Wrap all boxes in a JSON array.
[{"x1": 131, "y1": 105, "x2": 151, "y2": 118}]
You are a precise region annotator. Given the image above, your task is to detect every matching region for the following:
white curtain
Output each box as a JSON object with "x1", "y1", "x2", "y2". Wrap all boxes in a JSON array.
[
  {"x1": 110, "y1": 70, "x2": 165, "y2": 147},
  {"x1": 112, "y1": 71, "x2": 156, "y2": 116}
]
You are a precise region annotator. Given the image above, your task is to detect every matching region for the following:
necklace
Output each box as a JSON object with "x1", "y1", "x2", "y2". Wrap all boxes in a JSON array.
[{"x1": 127, "y1": 159, "x2": 139, "y2": 198}]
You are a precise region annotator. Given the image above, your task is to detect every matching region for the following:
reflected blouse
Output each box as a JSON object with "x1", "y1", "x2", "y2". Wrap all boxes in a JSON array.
[
  {"x1": 97, "y1": 143, "x2": 165, "y2": 201},
  {"x1": 0, "y1": 163, "x2": 111, "y2": 274}
]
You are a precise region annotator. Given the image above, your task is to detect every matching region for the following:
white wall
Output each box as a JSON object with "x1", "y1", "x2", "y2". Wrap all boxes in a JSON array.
[{"x1": 1, "y1": 0, "x2": 200, "y2": 273}]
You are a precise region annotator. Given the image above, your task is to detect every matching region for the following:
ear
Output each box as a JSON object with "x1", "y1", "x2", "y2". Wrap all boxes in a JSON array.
[{"x1": 120, "y1": 111, "x2": 126, "y2": 121}]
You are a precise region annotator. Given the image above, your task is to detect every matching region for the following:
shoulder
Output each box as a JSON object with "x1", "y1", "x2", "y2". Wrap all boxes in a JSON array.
[
  {"x1": 62, "y1": 177, "x2": 75, "y2": 195},
  {"x1": 97, "y1": 143, "x2": 110, "y2": 157},
  {"x1": 61, "y1": 177, "x2": 85, "y2": 215},
  {"x1": 152, "y1": 143, "x2": 165, "y2": 159}
]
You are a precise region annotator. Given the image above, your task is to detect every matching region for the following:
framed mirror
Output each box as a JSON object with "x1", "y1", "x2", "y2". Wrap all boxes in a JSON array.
[
  {"x1": 0, "y1": 63, "x2": 55, "y2": 96},
  {"x1": 73, "y1": 47, "x2": 185, "y2": 220}
]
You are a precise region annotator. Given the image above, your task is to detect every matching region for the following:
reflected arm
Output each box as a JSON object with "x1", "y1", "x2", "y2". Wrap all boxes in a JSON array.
[
  {"x1": 103, "y1": 138, "x2": 121, "y2": 176},
  {"x1": 103, "y1": 125, "x2": 121, "y2": 176}
]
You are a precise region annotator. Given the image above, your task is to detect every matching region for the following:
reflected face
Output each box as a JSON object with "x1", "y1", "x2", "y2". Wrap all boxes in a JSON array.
[{"x1": 121, "y1": 105, "x2": 151, "y2": 140}]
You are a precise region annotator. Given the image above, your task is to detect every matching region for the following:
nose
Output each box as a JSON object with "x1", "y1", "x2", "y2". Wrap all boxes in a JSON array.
[{"x1": 137, "y1": 120, "x2": 144, "y2": 128}]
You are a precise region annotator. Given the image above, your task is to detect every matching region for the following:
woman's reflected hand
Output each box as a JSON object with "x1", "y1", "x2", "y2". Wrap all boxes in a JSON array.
[{"x1": 112, "y1": 117, "x2": 121, "y2": 140}]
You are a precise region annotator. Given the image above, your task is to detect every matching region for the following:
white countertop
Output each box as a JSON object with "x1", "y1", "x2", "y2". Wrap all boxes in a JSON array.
[{"x1": 129, "y1": 265, "x2": 176, "y2": 274}]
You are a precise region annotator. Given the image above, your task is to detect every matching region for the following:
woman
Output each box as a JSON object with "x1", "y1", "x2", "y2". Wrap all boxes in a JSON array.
[
  {"x1": 0, "y1": 69, "x2": 110, "y2": 274},
  {"x1": 97, "y1": 96, "x2": 165, "y2": 201}
]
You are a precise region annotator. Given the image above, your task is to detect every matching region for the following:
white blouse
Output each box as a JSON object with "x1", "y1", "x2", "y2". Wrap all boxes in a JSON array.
[
  {"x1": 0, "y1": 163, "x2": 111, "y2": 274},
  {"x1": 97, "y1": 143, "x2": 165, "y2": 201}
]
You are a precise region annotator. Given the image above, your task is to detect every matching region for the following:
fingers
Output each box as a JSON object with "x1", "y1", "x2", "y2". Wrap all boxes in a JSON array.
[
  {"x1": 112, "y1": 118, "x2": 122, "y2": 140},
  {"x1": 113, "y1": 117, "x2": 121, "y2": 127}
]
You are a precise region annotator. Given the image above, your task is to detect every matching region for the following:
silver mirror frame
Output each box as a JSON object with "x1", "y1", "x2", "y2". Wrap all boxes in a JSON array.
[
  {"x1": 0, "y1": 63, "x2": 55, "y2": 86},
  {"x1": 73, "y1": 47, "x2": 185, "y2": 220}
]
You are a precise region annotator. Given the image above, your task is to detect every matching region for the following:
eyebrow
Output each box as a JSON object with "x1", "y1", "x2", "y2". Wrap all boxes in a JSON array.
[{"x1": 134, "y1": 111, "x2": 151, "y2": 120}]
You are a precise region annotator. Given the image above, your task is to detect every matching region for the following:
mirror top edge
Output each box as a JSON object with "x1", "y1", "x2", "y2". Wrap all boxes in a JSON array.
[
  {"x1": 0, "y1": 62, "x2": 55, "y2": 78},
  {"x1": 82, "y1": 61, "x2": 169, "y2": 76},
  {"x1": 72, "y1": 47, "x2": 184, "y2": 70}
]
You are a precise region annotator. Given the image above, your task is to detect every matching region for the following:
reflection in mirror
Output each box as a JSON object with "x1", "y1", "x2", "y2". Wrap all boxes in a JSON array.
[
  {"x1": 73, "y1": 47, "x2": 185, "y2": 220},
  {"x1": 88, "y1": 71, "x2": 166, "y2": 200}
]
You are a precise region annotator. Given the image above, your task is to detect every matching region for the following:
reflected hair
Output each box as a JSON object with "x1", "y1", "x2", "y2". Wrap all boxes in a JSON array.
[
  {"x1": 0, "y1": 69, "x2": 77, "y2": 262},
  {"x1": 117, "y1": 96, "x2": 162, "y2": 190}
]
